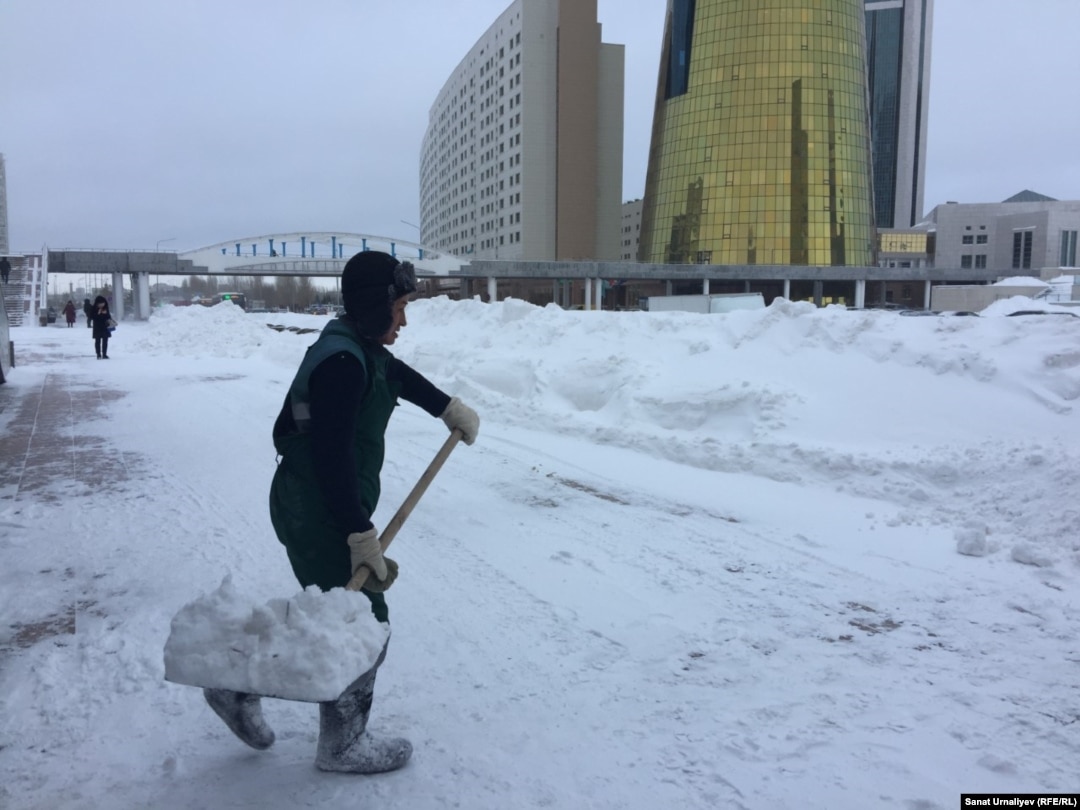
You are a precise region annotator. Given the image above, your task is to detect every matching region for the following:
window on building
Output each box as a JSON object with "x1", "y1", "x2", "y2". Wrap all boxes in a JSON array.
[
  {"x1": 664, "y1": 0, "x2": 696, "y2": 99},
  {"x1": 1061, "y1": 230, "x2": 1078, "y2": 266},
  {"x1": 1012, "y1": 231, "x2": 1035, "y2": 269},
  {"x1": 975, "y1": 254, "x2": 987, "y2": 269},
  {"x1": 962, "y1": 235, "x2": 974, "y2": 244},
  {"x1": 960, "y1": 255, "x2": 973, "y2": 268},
  {"x1": 976, "y1": 234, "x2": 988, "y2": 244}
]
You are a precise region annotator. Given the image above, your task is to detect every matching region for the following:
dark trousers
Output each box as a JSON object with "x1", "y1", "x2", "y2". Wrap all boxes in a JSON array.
[{"x1": 95, "y1": 337, "x2": 109, "y2": 357}]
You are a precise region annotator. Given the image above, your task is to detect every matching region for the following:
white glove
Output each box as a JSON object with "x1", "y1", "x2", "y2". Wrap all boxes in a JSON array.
[
  {"x1": 347, "y1": 529, "x2": 398, "y2": 592},
  {"x1": 440, "y1": 397, "x2": 479, "y2": 445}
]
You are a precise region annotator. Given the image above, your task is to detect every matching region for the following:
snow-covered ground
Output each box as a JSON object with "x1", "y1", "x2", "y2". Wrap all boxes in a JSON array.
[{"x1": 1, "y1": 296, "x2": 1078, "y2": 809}]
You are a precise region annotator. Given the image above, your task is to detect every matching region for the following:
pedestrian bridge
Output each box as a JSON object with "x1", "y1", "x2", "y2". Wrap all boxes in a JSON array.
[
  {"x1": 179, "y1": 231, "x2": 466, "y2": 276},
  {"x1": 40, "y1": 227, "x2": 1002, "y2": 322},
  {"x1": 45, "y1": 231, "x2": 466, "y2": 284},
  {"x1": 43, "y1": 231, "x2": 468, "y2": 321}
]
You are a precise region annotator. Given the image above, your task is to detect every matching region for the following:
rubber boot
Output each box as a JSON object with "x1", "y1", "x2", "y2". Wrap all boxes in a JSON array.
[
  {"x1": 203, "y1": 688, "x2": 276, "y2": 750},
  {"x1": 314, "y1": 644, "x2": 412, "y2": 774}
]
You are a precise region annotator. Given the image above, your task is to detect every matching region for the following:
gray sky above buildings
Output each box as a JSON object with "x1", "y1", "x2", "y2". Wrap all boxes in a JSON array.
[{"x1": 1, "y1": 0, "x2": 1078, "y2": 253}]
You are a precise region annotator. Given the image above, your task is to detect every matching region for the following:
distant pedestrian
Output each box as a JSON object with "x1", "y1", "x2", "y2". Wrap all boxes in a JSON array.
[
  {"x1": 83, "y1": 298, "x2": 93, "y2": 328},
  {"x1": 63, "y1": 300, "x2": 77, "y2": 327},
  {"x1": 0, "y1": 256, "x2": 10, "y2": 285},
  {"x1": 91, "y1": 296, "x2": 114, "y2": 359}
]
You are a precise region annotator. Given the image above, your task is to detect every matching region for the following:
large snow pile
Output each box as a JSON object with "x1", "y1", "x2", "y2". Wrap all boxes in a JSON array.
[
  {"x1": 992, "y1": 276, "x2": 1049, "y2": 287},
  {"x1": 127, "y1": 301, "x2": 316, "y2": 367},
  {"x1": 163, "y1": 576, "x2": 389, "y2": 702}
]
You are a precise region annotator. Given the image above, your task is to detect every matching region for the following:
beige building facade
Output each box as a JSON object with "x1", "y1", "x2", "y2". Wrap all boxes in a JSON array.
[{"x1": 419, "y1": 0, "x2": 624, "y2": 262}]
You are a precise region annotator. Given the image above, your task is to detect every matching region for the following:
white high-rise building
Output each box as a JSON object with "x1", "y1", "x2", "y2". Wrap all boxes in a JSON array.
[
  {"x1": 419, "y1": 0, "x2": 624, "y2": 261},
  {"x1": 620, "y1": 198, "x2": 642, "y2": 262},
  {"x1": 0, "y1": 153, "x2": 9, "y2": 254}
]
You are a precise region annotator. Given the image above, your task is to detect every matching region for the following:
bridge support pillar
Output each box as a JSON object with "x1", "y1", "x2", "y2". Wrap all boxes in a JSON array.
[
  {"x1": 702, "y1": 279, "x2": 710, "y2": 295},
  {"x1": 813, "y1": 280, "x2": 823, "y2": 307},
  {"x1": 487, "y1": 276, "x2": 497, "y2": 303},
  {"x1": 594, "y1": 278, "x2": 603, "y2": 310},
  {"x1": 585, "y1": 278, "x2": 593, "y2": 310},
  {"x1": 855, "y1": 279, "x2": 866, "y2": 309},
  {"x1": 134, "y1": 272, "x2": 151, "y2": 320},
  {"x1": 783, "y1": 279, "x2": 791, "y2": 300},
  {"x1": 111, "y1": 272, "x2": 125, "y2": 321},
  {"x1": 924, "y1": 280, "x2": 932, "y2": 310}
]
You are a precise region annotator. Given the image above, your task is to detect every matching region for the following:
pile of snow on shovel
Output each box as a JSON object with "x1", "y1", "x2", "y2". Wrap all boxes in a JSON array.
[{"x1": 164, "y1": 575, "x2": 389, "y2": 702}]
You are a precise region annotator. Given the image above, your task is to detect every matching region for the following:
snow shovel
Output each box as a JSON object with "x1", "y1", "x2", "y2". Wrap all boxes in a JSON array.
[
  {"x1": 162, "y1": 428, "x2": 466, "y2": 703},
  {"x1": 346, "y1": 428, "x2": 464, "y2": 592}
]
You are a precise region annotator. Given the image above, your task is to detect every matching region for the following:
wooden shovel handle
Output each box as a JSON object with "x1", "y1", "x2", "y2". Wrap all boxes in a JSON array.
[{"x1": 346, "y1": 429, "x2": 464, "y2": 591}]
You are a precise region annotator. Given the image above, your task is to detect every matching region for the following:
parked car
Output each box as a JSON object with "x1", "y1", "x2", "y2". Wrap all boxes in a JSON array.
[
  {"x1": 898, "y1": 310, "x2": 980, "y2": 317},
  {"x1": 1006, "y1": 310, "x2": 1078, "y2": 318}
]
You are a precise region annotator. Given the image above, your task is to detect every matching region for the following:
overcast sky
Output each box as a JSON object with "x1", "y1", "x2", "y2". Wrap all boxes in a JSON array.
[{"x1": 2, "y1": 0, "x2": 1078, "y2": 253}]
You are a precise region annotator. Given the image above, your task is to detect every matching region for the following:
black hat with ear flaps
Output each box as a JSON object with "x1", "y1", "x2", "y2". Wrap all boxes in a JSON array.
[{"x1": 341, "y1": 250, "x2": 417, "y2": 339}]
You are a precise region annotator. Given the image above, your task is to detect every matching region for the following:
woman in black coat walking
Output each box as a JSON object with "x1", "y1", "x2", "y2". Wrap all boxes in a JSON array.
[{"x1": 91, "y1": 296, "x2": 114, "y2": 359}]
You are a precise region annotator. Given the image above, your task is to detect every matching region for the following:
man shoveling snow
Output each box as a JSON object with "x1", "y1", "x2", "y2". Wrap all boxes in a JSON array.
[{"x1": 168, "y1": 250, "x2": 479, "y2": 774}]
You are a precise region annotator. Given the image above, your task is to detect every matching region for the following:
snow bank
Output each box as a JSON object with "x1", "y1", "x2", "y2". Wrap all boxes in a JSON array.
[
  {"x1": 163, "y1": 576, "x2": 389, "y2": 702},
  {"x1": 138, "y1": 297, "x2": 1080, "y2": 571},
  {"x1": 980, "y1": 295, "x2": 1078, "y2": 316},
  {"x1": 129, "y1": 302, "x2": 319, "y2": 366},
  {"x1": 992, "y1": 276, "x2": 1049, "y2": 287}
]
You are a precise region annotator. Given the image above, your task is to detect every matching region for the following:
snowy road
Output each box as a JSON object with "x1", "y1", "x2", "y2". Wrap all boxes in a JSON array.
[{"x1": 1, "y1": 302, "x2": 1077, "y2": 809}]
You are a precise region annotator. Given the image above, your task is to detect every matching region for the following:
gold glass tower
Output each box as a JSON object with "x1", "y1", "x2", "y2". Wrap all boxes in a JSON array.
[{"x1": 639, "y1": 0, "x2": 876, "y2": 267}]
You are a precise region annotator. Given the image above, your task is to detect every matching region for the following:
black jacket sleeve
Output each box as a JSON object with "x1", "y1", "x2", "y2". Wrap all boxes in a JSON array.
[
  {"x1": 388, "y1": 357, "x2": 452, "y2": 417},
  {"x1": 308, "y1": 352, "x2": 374, "y2": 534}
]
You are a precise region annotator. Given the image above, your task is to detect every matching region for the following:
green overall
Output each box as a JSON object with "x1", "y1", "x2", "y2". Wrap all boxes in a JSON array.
[{"x1": 269, "y1": 320, "x2": 401, "y2": 622}]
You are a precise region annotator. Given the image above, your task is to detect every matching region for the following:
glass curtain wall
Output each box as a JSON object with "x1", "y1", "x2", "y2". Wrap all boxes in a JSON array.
[
  {"x1": 864, "y1": 4, "x2": 903, "y2": 228},
  {"x1": 639, "y1": 0, "x2": 876, "y2": 266}
]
